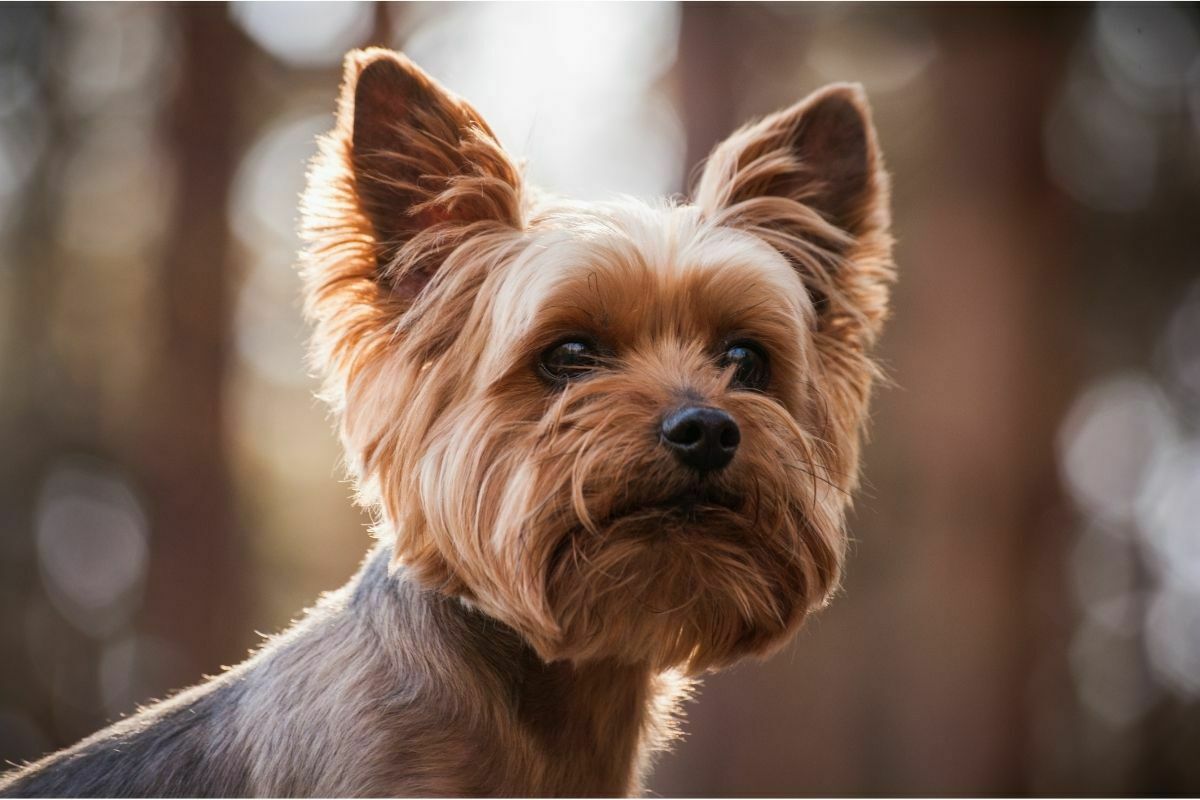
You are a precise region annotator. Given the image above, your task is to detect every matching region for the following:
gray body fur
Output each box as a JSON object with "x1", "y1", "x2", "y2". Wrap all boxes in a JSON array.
[{"x1": 0, "y1": 545, "x2": 679, "y2": 797}]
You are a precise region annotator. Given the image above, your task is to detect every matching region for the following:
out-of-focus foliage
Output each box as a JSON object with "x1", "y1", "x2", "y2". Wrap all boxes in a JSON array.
[{"x1": 0, "y1": 3, "x2": 1197, "y2": 795}]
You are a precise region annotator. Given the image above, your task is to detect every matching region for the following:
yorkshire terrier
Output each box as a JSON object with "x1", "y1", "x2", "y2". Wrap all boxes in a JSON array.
[{"x1": 1, "y1": 48, "x2": 894, "y2": 797}]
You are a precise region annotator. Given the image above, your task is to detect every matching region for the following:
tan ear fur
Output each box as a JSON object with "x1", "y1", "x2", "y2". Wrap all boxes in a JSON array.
[
  {"x1": 696, "y1": 83, "x2": 889, "y2": 238},
  {"x1": 694, "y1": 83, "x2": 894, "y2": 353},
  {"x1": 300, "y1": 49, "x2": 522, "y2": 351},
  {"x1": 345, "y1": 49, "x2": 523, "y2": 297}
]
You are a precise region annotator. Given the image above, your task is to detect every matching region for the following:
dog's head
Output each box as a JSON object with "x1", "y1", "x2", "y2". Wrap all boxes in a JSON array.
[{"x1": 301, "y1": 49, "x2": 894, "y2": 673}]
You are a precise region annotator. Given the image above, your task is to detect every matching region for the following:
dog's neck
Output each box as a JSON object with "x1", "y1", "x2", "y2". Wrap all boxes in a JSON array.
[
  {"x1": 335, "y1": 542, "x2": 683, "y2": 795},
  {"x1": 0, "y1": 541, "x2": 684, "y2": 797}
]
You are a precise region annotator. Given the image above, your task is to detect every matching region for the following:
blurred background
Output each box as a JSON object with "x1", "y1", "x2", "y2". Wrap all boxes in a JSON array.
[{"x1": 1, "y1": 2, "x2": 1198, "y2": 795}]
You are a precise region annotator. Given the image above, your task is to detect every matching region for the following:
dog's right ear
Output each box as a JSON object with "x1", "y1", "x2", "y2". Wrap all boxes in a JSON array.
[{"x1": 303, "y1": 48, "x2": 523, "y2": 308}]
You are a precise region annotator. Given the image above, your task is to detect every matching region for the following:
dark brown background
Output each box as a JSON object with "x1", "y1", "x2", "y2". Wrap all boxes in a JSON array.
[{"x1": 1, "y1": 3, "x2": 1198, "y2": 795}]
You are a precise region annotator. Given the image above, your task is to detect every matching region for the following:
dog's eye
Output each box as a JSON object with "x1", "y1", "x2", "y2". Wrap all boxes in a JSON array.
[
  {"x1": 721, "y1": 341, "x2": 770, "y2": 390},
  {"x1": 539, "y1": 340, "x2": 599, "y2": 383}
]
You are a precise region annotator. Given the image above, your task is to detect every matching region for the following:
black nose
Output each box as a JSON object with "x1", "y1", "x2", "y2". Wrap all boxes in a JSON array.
[{"x1": 661, "y1": 405, "x2": 740, "y2": 472}]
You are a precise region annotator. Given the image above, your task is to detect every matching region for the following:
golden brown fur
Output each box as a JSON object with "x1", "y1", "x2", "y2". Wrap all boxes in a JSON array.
[{"x1": 0, "y1": 47, "x2": 893, "y2": 797}]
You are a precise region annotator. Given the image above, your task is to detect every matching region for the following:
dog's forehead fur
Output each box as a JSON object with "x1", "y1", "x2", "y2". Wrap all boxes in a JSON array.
[{"x1": 484, "y1": 200, "x2": 812, "y2": 365}]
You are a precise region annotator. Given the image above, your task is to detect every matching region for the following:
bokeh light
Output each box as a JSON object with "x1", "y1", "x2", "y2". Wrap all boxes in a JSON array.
[
  {"x1": 231, "y1": 2, "x2": 375, "y2": 69},
  {"x1": 1094, "y1": 3, "x2": 1199, "y2": 109},
  {"x1": 397, "y1": 2, "x2": 684, "y2": 199},
  {"x1": 1158, "y1": 277, "x2": 1200, "y2": 403},
  {"x1": 1056, "y1": 373, "x2": 1176, "y2": 526},
  {"x1": 1145, "y1": 581, "x2": 1200, "y2": 697},
  {"x1": 0, "y1": 65, "x2": 44, "y2": 233},
  {"x1": 54, "y1": 4, "x2": 177, "y2": 116},
  {"x1": 35, "y1": 460, "x2": 149, "y2": 639},
  {"x1": 230, "y1": 112, "x2": 328, "y2": 387},
  {"x1": 1044, "y1": 55, "x2": 1158, "y2": 213}
]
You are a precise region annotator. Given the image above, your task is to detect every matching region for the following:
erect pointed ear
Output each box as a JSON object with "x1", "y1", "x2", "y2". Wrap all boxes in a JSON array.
[
  {"x1": 694, "y1": 84, "x2": 893, "y2": 350},
  {"x1": 314, "y1": 48, "x2": 523, "y2": 302},
  {"x1": 695, "y1": 83, "x2": 889, "y2": 240}
]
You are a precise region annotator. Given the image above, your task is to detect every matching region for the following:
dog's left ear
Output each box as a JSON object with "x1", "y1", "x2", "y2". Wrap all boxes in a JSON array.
[
  {"x1": 695, "y1": 83, "x2": 889, "y2": 239},
  {"x1": 694, "y1": 84, "x2": 893, "y2": 348}
]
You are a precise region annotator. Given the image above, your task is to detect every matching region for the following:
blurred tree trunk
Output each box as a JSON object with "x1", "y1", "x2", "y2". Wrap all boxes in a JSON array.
[
  {"x1": 874, "y1": 10, "x2": 1080, "y2": 794},
  {"x1": 137, "y1": 5, "x2": 252, "y2": 685},
  {"x1": 679, "y1": 3, "x2": 746, "y2": 188},
  {"x1": 0, "y1": 3, "x2": 69, "y2": 763}
]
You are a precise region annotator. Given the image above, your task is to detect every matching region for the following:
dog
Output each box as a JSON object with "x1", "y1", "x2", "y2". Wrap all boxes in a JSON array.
[{"x1": 0, "y1": 48, "x2": 894, "y2": 797}]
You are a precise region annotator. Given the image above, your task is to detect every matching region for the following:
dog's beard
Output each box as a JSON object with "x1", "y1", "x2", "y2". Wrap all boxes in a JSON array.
[
  {"x1": 545, "y1": 504, "x2": 813, "y2": 672},
  {"x1": 402, "y1": 383, "x2": 848, "y2": 674}
]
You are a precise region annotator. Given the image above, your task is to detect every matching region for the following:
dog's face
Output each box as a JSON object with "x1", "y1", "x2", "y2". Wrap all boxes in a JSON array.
[{"x1": 301, "y1": 50, "x2": 893, "y2": 672}]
